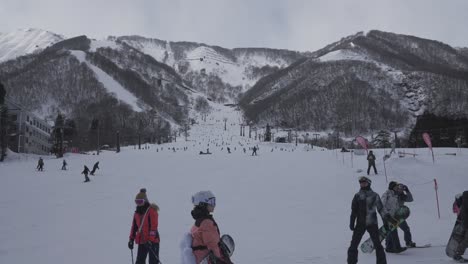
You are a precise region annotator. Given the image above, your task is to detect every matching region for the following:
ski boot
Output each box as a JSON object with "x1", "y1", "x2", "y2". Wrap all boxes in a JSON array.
[{"x1": 406, "y1": 242, "x2": 416, "y2": 248}]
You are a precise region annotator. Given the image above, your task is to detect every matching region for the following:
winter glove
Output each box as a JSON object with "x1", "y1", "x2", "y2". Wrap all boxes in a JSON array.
[
  {"x1": 128, "y1": 240, "x2": 134, "y2": 250},
  {"x1": 146, "y1": 241, "x2": 153, "y2": 247}
]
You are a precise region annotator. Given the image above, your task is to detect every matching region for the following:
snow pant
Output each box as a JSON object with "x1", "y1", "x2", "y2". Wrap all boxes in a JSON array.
[
  {"x1": 61, "y1": 165, "x2": 66, "y2": 170},
  {"x1": 84, "y1": 173, "x2": 90, "y2": 182},
  {"x1": 398, "y1": 221, "x2": 413, "y2": 245},
  {"x1": 90, "y1": 169, "x2": 96, "y2": 175},
  {"x1": 136, "y1": 242, "x2": 159, "y2": 264},
  {"x1": 367, "y1": 162, "x2": 377, "y2": 175},
  {"x1": 455, "y1": 228, "x2": 468, "y2": 256},
  {"x1": 347, "y1": 224, "x2": 386, "y2": 264},
  {"x1": 385, "y1": 228, "x2": 403, "y2": 250}
]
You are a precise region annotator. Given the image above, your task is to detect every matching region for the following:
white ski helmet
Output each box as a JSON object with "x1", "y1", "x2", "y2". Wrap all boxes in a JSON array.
[{"x1": 192, "y1": 191, "x2": 216, "y2": 207}]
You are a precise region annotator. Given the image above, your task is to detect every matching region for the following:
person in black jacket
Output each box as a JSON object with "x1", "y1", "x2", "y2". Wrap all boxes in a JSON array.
[
  {"x1": 90, "y1": 161, "x2": 99, "y2": 175},
  {"x1": 454, "y1": 191, "x2": 468, "y2": 262},
  {"x1": 367, "y1": 151, "x2": 378, "y2": 175},
  {"x1": 347, "y1": 176, "x2": 389, "y2": 264},
  {"x1": 82, "y1": 165, "x2": 90, "y2": 182}
]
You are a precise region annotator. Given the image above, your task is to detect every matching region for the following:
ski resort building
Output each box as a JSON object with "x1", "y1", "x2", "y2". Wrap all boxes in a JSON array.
[{"x1": 5, "y1": 98, "x2": 52, "y2": 155}]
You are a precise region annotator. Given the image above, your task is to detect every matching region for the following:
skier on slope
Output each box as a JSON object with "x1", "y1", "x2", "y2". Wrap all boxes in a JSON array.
[
  {"x1": 90, "y1": 161, "x2": 99, "y2": 175},
  {"x1": 381, "y1": 182, "x2": 411, "y2": 253},
  {"x1": 61, "y1": 159, "x2": 67, "y2": 170},
  {"x1": 347, "y1": 176, "x2": 391, "y2": 264},
  {"x1": 81, "y1": 165, "x2": 90, "y2": 182},
  {"x1": 128, "y1": 188, "x2": 160, "y2": 264},
  {"x1": 367, "y1": 150, "x2": 378, "y2": 175},
  {"x1": 450, "y1": 191, "x2": 468, "y2": 262},
  {"x1": 37, "y1": 157, "x2": 44, "y2": 171},
  {"x1": 191, "y1": 191, "x2": 232, "y2": 264}
]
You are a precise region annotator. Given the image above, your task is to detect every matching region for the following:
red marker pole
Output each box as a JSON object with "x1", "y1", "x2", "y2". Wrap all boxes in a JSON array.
[{"x1": 434, "y1": 179, "x2": 440, "y2": 219}]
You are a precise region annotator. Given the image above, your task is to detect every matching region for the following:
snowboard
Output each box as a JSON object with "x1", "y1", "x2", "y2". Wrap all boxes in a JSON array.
[
  {"x1": 446, "y1": 218, "x2": 466, "y2": 258},
  {"x1": 200, "y1": 234, "x2": 235, "y2": 264},
  {"x1": 360, "y1": 206, "x2": 410, "y2": 254}
]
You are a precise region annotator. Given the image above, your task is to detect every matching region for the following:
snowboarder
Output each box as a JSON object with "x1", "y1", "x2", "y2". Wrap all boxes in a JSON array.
[
  {"x1": 61, "y1": 159, "x2": 67, "y2": 170},
  {"x1": 396, "y1": 183, "x2": 416, "y2": 248},
  {"x1": 367, "y1": 150, "x2": 378, "y2": 175},
  {"x1": 128, "y1": 188, "x2": 160, "y2": 264},
  {"x1": 37, "y1": 157, "x2": 44, "y2": 171},
  {"x1": 347, "y1": 176, "x2": 389, "y2": 264},
  {"x1": 82, "y1": 165, "x2": 90, "y2": 182},
  {"x1": 191, "y1": 191, "x2": 232, "y2": 264},
  {"x1": 252, "y1": 146, "x2": 258, "y2": 156},
  {"x1": 381, "y1": 182, "x2": 411, "y2": 253},
  {"x1": 90, "y1": 161, "x2": 99, "y2": 175},
  {"x1": 450, "y1": 191, "x2": 468, "y2": 262}
]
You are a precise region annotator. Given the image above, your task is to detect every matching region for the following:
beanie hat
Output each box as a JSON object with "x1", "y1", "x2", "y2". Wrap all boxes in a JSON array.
[
  {"x1": 135, "y1": 188, "x2": 148, "y2": 202},
  {"x1": 358, "y1": 176, "x2": 372, "y2": 185},
  {"x1": 389, "y1": 181, "x2": 398, "y2": 190}
]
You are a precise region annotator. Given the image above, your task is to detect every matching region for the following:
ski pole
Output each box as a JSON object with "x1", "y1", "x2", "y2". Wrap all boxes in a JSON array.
[
  {"x1": 130, "y1": 249, "x2": 134, "y2": 264},
  {"x1": 147, "y1": 243, "x2": 162, "y2": 264}
]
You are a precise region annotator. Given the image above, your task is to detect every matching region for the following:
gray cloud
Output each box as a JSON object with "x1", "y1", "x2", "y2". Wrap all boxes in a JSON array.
[{"x1": 1, "y1": 0, "x2": 467, "y2": 51}]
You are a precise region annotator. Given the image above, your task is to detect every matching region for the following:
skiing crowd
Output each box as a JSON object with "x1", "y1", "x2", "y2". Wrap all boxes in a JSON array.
[{"x1": 33, "y1": 149, "x2": 468, "y2": 264}]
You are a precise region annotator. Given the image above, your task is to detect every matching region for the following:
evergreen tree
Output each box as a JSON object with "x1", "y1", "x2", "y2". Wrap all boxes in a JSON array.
[{"x1": 372, "y1": 130, "x2": 392, "y2": 148}]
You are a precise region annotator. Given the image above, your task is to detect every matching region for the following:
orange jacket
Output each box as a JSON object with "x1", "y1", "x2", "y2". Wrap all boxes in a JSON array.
[
  {"x1": 129, "y1": 204, "x2": 159, "y2": 244},
  {"x1": 191, "y1": 218, "x2": 224, "y2": 264}
]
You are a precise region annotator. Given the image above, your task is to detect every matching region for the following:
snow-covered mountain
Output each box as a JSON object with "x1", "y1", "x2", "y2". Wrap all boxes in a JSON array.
[
  {"x1": 115, "y1": 35, "x2": 304, "y2": 100},
  {"x1": 240, "y1": 30, "x2": 468, "y2": 135},
  {"x1": 0, "y1": 28, "x2": 64, "y2": 62}
]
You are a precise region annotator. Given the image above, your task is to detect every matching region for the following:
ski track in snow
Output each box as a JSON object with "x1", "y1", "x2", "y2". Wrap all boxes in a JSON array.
[
  {"x1": 69, "y1": 50, "x2": 144, "y2": 112},
  {"x1": 0, "y1": 102, "x2": 467, "y2": 264}
]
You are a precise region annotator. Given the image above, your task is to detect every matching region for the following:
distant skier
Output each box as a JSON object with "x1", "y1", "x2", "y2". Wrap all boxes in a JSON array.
[
  {"x1": 190, "y1": 191, "x2": 232, "y2": 264},
  {"x1": 367, "y1": 150, "x2": 378, "y2": 175},
  {"x1": 37, "y1": 157, "x2": 44, "y2": 171},
  {"x1": 381, "y1": 182, "x2": 411, "y2": 253},
  {"x1": 61, "y1": 159, "x2": 67, "y2": 170},
  {"x1": 90, "y1": 161, "x2": 99, "y2": 175},
  {"x1": 82, "y1": 165, "x2": 90, "y2": 182},
  {"x1": 128, "y1": 188, "x2": 160, "y2": 264},
  {"x1": 347, "y1": 176, "x2": 390, "y2": 264},
  {"x1": 451, "y1": 191, "x2": 468, "y2": 262},
  {"x1": 252, "y1": 146, "x2": 258, "y2": 156},
  {"x1": 227, "y1": 147, "x2": 231, "y2": 154}
]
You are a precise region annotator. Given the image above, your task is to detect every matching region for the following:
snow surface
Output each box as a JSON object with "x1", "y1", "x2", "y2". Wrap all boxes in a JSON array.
[
  {"x1": 0, "y1": 28, "x2": 63, "y2": 62},
  {"x1": 69, "y1": 50, "x2": 145, "y2": 112},
  {"x1": 0, "y1": 102, "x2": 467, "y2": 264}
]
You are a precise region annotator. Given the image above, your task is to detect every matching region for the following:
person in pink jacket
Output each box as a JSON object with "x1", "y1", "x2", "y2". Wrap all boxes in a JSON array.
[{"x1": 190, "y1": 191, "x2": 232, "y2": 264}]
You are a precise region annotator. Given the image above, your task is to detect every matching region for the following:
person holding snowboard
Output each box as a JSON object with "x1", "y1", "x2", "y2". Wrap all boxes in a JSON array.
[
  {"x1": 452, "y1": 191, "x2": 468, "y2": 262},
  {"x1": 81, "y1": 165, "x2": 90, "y2": 182},
  {"x1": 90, "y1": 161, "x2": 99, "y2": 175},
  {"x1": 128, "y1": 188, "x2": 160, "y2": 264},
  {"x1": 191, "y1": 191, "x2": 232, "y2": 264},
  {"x1": 381, "y1": 182, "x2": 409, "y2": 253},
  {"x1": 396, "y1": 183, "x2": 416, "y2": 248},
  {"x1": 367, "y1": 150, "x2": 378, "y2": 175},
  {"x1": 347, "y1": 176, "x2": 390, "y2": 264}
]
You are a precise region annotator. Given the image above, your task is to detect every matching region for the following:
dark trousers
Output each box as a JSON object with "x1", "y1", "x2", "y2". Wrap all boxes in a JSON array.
[
  {"x1": 398, "y1": 221, "x2": 412, "y2": 245},
  {"x1": 84, "y1": 173, "x2": 90, "y2": 182},
  {"x1": 367, "y1": 162, "x2": 377, "y2": 175},
  {"x1": 136, "y1": 243, "x2": 160, "y2": 264},
  {"x1": 385, "y1": 228, "x2": 402, "y2": 250},
  {"x1": 347, "y1": 224, "x2": 386, "y2": 264}
]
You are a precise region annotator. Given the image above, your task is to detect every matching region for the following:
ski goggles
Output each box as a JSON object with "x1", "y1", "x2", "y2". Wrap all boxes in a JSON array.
[
  {"x1": 206, "y1": 197, "x2": 216, "y2": 207},
  {"x1": 135, "y1": 199, "x2": 146, "y2": 206}
]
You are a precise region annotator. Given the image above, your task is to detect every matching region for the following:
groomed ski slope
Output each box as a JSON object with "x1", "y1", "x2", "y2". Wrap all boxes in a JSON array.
[{"x1": 0, "y1": 103, "x2": 467, "y2": 264}]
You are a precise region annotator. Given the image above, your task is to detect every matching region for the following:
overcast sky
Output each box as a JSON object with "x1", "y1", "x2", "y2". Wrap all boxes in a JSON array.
[{"x1": 1, "y1": 0, "x2": 467, "y2": 51}]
